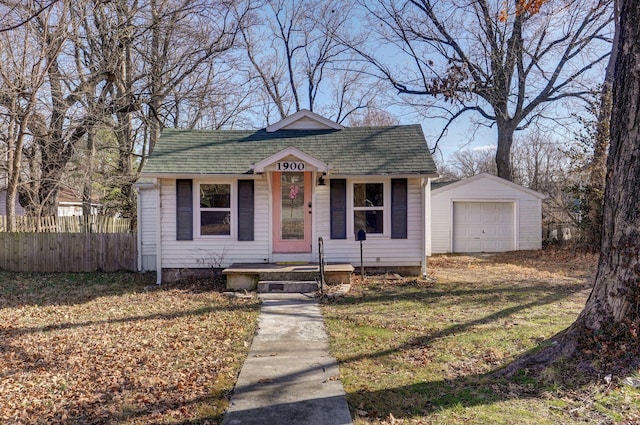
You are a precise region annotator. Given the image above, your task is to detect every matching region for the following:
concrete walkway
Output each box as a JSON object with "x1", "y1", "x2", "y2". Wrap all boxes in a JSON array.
[{"x1": 223, "y1": 294, "x2": 353, "y2": 425}]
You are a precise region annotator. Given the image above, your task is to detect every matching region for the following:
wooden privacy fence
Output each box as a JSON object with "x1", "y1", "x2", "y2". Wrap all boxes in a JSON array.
[
  {"x1": 0, "y1": 215, "x2": 133, "y2": 233},
  {"x1": 0, "y1": 232, "x2": 137, "y2": 272}
]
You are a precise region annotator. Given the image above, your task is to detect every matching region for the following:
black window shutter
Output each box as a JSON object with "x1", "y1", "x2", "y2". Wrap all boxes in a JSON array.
[
  {"x1": 237, "y1": 180, "x2": 254, "y2": 241},
  {"x1": 176, "y1": 179, "x2": 193, "y2": 240},
  {"x1": 391, "y1": 178, "x2": 408, "y2": 239},
  {"x1": 330, "y1": 179, "x2": 347, "y2": 239}
]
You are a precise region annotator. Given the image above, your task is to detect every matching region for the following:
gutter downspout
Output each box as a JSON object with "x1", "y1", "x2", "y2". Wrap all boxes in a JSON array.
[
  {"x1": 421, "y1": 178, "x2": 432, "y2": 277},
  {"x1": 155, "y1": 181, "x2": 162, "y2": 285},
  {"x1": 266, "y1": 172, "x2": 273, "y2": 262},
  {"x1": 136, "y1": 187, "x2": 142, "y2": 272}
]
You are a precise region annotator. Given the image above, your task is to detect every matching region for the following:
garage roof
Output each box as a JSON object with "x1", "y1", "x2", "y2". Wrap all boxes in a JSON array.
[{"x1": 431, "y1": 173, "x2": 546, "y2": 199}]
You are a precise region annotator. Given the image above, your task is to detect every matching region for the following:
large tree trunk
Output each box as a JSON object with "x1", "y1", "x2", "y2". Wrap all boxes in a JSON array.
[
  {"x1": 581, "y1": 0, "x2": 640, "y2": 329},
  {"x1": 583, "y1": 0, "x2": 620, "y2": 250},
  {"x1": 495, "y1": 120, "x2": 516, "y2": 181},
  {"x1": 500, "y1": 0, "x2": 640, "y2": 376},
  {"x1": 582, "y1": 86, "x2": 610, "y2": 249}
]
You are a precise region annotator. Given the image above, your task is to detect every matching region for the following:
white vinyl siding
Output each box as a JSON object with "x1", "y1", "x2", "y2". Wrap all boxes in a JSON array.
[
  {"x1": 138, "y1": 186, "x2": 158, "y2": 271},
  {"x1": 517, "y1": 197, "x2": 544, "y2": 250},
  {"x1": 316, "y1": 177, "x2": 425, "y2": 267},
  {"x1": 159, "y1": 178, "x2": 269, "y2": 268},
  {"x1": 431, "y1": 173, "x2": 544, "y2": 254},
  {"x1": 143, "y1": 175, "x2": 428, "y2": 271}
]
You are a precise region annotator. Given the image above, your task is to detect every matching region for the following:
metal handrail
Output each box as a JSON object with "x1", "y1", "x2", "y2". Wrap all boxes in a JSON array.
[{"x1": 318, "y1": 237, "x2": 326, "y2": 295}]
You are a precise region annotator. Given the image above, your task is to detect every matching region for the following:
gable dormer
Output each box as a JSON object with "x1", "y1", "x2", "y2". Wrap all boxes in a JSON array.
[
  {"x1": 252, "y1": 147, "x2": 331, "y2": 173},
  {"x1": 266, "y1": 109, "x2": 343, "y2": 132}
]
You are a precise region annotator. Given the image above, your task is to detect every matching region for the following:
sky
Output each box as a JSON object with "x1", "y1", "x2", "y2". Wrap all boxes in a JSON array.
[
  {"x1": 237, "y1": 0, "x2": 609, "y2": 167},
  {"x1": 341, "y1": 0, "x2": 611, "y2": 166},
  {"x1": 420, "y1": 118, "x2": 498, "y2": 164}
]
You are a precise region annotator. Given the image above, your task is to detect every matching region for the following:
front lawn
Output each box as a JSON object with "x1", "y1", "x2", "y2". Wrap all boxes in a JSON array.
[
  {"x1": 323, "y1": 250, "x2": 640, "y2": 424},
  {"x1": 0, "y1": 272, "x2": 260, "y2": 424}
]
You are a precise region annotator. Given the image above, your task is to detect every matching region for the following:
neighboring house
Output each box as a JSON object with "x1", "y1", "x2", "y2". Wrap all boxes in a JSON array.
[
  {"x1": 57, "y1": 188, "x2": 101, "y2": 216},
  {"x1": 431, "y1": 173, "x2": 545, "y2": 254},
  {"x1": 0, "y1": 189, "x2": 25, "y2": 216},
  {"x1": 135, "y1": 110, "x2": 439, "y2": 283},
  {"x1": 0, "y1": 187, "x2": 100, "y2": 216}
]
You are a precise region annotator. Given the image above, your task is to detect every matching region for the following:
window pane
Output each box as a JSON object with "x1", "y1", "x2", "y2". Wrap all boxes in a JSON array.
[
  {"x1": 354, "y1": 183, "x2": 383, "y2": 207},
  {"x1": 201, "y1": 211, "x2": 230, "y2": 235},
  {"x1": 200, "y1": 184, "x2": 230, "y2": 208},
  {"x1": 354, "y1": 210, "x2": 383, "y2": 234},
  {"x1": 281, "y1": 172, "x2": 305, "y2": 240}
]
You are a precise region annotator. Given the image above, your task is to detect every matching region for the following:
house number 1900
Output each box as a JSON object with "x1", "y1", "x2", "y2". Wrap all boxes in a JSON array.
[{"x1": 276, "y1": 161, "x2": 305, "y2": 171}]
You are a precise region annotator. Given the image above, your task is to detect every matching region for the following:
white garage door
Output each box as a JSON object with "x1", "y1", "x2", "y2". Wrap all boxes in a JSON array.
[{"x1": 452, "y1": 202, "x2": 514, "y2": 252}]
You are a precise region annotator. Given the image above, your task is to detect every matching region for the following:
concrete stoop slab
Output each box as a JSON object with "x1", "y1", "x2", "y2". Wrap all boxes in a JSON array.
[{"x1": 223, "y1": 263, "x2": 354, "y2": 291}]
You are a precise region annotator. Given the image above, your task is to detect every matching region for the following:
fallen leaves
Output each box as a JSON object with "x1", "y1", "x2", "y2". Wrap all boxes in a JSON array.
[{"x1": 0, "y1": 273, "x2": 260, "y2": 424}]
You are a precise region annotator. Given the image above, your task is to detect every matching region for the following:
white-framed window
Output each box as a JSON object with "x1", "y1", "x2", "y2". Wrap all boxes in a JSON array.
[
  {"x1": 198, "y1": 182, "x2": 233, "y2": 236},
  {"x1": 353, "y1": 182, "x2": 385, "y2": 235},
  {"x1": 330, "y1": 178, "x2": 407, "y2": 240}
]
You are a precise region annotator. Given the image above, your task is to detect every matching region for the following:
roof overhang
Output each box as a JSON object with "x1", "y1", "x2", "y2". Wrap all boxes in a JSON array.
[
  {"x1": 133, "y1": 177, "x2": 159, "y2": 189},
  {"x1": 252, "y1": 147, "x2": 331, "y2": 173},
  {"x1": 326, "y1": 172, "x2": 440, "y2": 179},
  {"x1": 138, "y1": 173, "x2": 261, "y2": 180}
]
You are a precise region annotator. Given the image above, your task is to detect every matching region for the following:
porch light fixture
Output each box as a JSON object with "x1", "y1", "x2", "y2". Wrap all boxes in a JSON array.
[{"x1": 318, "y1": 175, "x2": 326, "y2": 186}]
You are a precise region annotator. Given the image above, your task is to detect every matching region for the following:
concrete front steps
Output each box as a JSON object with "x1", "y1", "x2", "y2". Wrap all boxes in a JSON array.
[
  {"x1": 222, "y1": 263, "x2": 354, "y2": 293},
  {"x1": 257, "y1": 280, "x2": 319, "y2": 293}
]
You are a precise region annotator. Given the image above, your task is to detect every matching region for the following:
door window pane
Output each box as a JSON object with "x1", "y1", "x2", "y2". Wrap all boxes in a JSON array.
[{"x1": 281, "y1": 172, "x2": 305, "y2": 240}]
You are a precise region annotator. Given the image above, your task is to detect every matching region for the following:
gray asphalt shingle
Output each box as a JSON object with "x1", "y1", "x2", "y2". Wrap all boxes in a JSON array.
[{"x1": 142, "y1": 126, "x2": 437, "y2": 176}]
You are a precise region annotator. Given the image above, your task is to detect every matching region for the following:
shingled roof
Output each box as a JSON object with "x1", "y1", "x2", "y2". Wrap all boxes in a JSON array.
[{"x1": 142, "y1": 125, "x2": 437, "y2": 176}]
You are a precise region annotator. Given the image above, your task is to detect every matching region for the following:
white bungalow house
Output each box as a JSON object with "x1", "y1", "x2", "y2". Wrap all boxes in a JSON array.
[{"x1": 135, "y1": 110, "x2": 439, "y2": 285}]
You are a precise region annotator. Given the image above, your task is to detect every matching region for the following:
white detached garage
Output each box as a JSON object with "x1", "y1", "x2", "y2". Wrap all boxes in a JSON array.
[{"x1": 431, "y1": 173, "x2": 545, "y2": 254}]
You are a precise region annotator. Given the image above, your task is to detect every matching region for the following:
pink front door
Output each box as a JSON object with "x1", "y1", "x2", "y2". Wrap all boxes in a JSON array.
[{"x1": 272, "y1": 171, "x2": 312, "y2": 253}]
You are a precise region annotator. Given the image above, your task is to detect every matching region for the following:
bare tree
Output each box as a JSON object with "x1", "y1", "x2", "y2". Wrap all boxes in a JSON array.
[
  {"x1": 239, "y1": 0, "x2": 381, "y2": 124},
  {"x1": 167, "y1": 58, "x2": 255, "y2": 130},
  {"x1": 510, "y1": 131, "x2": 580, "y2": 240},
  {"x1": 0, "y1": 0, "x2": 61, "y2": 32},
  {"x1": 431, "y1": 159, "x2": 460, "y2": 182},
  {"x1": 72, "y1": 0, "x2": 248, "y2": 217},
  {"x1": 137, "y1": 0, "x2": 245, "y2": 154},
  {"x1": 0, "y1": 0, "x2": 101, "y2": 217},
  {"x1": 0, "y1": 8, "x2": 58, "y2": 227},
  {"x1": 347, "y1": 107, "x2": 399, "y2": 127},
  {"x1": 511, "y1": 131, "x2": 568, "y2": 192},
  {"x1": 351, "y1": 0, "x2": 614, "y2": 181},
  {"x1": 448, "y1": 147, "x2": 498, "y2": 178}
]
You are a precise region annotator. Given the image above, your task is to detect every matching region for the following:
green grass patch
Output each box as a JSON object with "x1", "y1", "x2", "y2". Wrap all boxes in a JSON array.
[{"x1": 323, "y1": 251, "x2": 640, "y2": 424}]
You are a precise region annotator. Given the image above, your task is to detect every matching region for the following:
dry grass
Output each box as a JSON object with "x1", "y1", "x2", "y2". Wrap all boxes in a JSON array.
[
  {"x1": 323, "y1": 248, "x2": 640, "y2": 424},
  {"x1": 0, "y1": 272, "x2": 260, "y2": 424}
]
